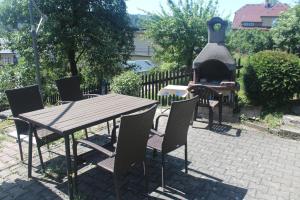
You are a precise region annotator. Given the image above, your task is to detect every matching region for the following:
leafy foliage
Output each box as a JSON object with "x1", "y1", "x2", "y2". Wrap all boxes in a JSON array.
[
  {"x1": 0, "y1": 0, "x2": 134, "y2": 77},
  {"x1": 271, "y1": 5, "x2": 300, "y2": 55},
  {"x1": 144, "y1": 0, "x2": 219, "y2": 69},
  {"x1": 244, "y1": 50, "x2": 300, "y2": 106},
  {"x1": 227, "y1": 29, "x2": 274, "y2": 54},
  {"x1": 0, "y1": 58, "x2": 67, "y2": 110},
  {"x1": 111, "y1": 71, "x2": 142, "y2": 96},
  {"x1": 0, "y1": 59, "x2": 35, "y2": 110},
  {"x1": 0, "y1": 0, "x2": 134, "y2": 110}
]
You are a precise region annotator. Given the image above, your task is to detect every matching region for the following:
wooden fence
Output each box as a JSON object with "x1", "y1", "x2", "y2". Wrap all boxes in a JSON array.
[
  {"x1": 140, "y1": 70, "x2": 192, "y2": 106},
  {"x1": 44, "y1": 70, "x2": 192, "y2": 106}
]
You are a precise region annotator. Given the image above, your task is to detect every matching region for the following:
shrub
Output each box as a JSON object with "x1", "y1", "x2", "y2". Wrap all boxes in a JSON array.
[
  {"x1": 111, "y1": 71, "x2": 142, "y2": 96},
  {"x1": 0, "y1": 60, "x2": 35, "y2": 111},
  {"x1": 244, "y1": 50, "x2": 300, "y2": 106}
]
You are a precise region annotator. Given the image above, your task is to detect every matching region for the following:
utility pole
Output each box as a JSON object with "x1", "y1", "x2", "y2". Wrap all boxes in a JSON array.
[{"x1": 28, "y1": 0, "x2": 42, "y2": 93}]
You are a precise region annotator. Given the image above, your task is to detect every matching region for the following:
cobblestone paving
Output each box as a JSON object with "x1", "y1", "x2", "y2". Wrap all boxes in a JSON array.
[{"x1": 0, "y1": 119, "x2": 300, "y2": 200}]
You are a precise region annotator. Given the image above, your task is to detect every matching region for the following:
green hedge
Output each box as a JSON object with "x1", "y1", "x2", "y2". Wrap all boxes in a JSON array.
[
  {"x1": 244, "y1": 50, "x2": 300, "y2": 106},
  {"x1": 111, "y1": 71, "x2": 141, "y2": 97}
]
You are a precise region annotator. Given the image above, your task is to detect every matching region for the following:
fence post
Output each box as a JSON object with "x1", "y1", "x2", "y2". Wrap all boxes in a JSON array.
[
  {"x1": 155, "y1": 72, "x2": 158, "y2": 100},
  {"x1": 158, "y1": 72, "x2": 162, "y2": 105},
  {"x1": 145, "y1": 75, "x2": 148, "y2": 99},
  {"x1": 141, "y1": 74, "x2": 144, "y2": 98},
  {"x1": 151, "y1": 73, "x2": 155, "y2": 100},
  {"x1": 147, "y1": 74, "x2": 151, "y2": 99}
]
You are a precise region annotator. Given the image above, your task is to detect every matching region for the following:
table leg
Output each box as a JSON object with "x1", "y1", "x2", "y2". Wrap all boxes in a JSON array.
[
  {"x1": 111, "y1": 119, "x2": 117, "y2": 145},
  {"x1": 28, "y1": 125, "x2": 33, "y2": 178},
  {"x1": 64, "y1": 134, "x2": 74, "y2": 200}
]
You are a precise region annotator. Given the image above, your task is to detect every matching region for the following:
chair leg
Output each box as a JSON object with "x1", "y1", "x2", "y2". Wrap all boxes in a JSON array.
[
  {"x1": 37, "y1": 146, "x2": 45, "y2": 172},
  {"x1": 106, "y1": 121, "x2": 110, "y2": 135},
  {"x1": 47, "y1": 144, "x2": 51, "y2": 158},
  {"x1": 73, "y1": 140, "x2": 78, "y2": 194},
  {"x1": 16, "y1": 134, "x2": 24, "y2": 162},
  {"x1": 185, "y1": 143, "x2": 188, "y2": 174},
  {"x1": 219, "y1": 104, "x2": 222, "y2": 125},
  {"x1": 193, "y1": 104, "x2": 198, "y2": 121},
  {"x1": 34, "y1": 130, "x2": 45, "y2": 172},
  {"x1": 84, "y1": 128, "x2": 88, "y2": 139},
  {"x1": 142, "y1": 161, "x2": 149, "y2": 195},
  {"x1": 113, "y1": 175, "x2": 121, "y2": 200},
  {"x1": 161, "y1": 154, "x2": 165, "y2": 191},
  {"x1": 208, "y1": 107, "x2": 213, "y2": 130}
]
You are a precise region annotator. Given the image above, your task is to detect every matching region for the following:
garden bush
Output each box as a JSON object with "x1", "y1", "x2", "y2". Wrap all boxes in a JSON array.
[
  {"x1": 111, "y1": 71, "x2": 142, "y2": 96},
  {"x1": 0, "y1": 60, "x2": 35, "y2": 111},
  {"x1": 244, "y1": 50, "x2": 300, "y2": 106}
]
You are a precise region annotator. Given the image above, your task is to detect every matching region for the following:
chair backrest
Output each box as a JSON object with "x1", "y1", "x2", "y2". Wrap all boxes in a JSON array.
[
  {"x1": 188, "y1": 85, "x2": 216, "y2": 106},
  {"x1": 114, "y1": 105, "x2": 157, "y2": 175},
  {"x1": 56, "y1": 76, "x2": 83, "y2": 101},
  {"x1": 5, "y1": 85, "x2": 44, "y2": 135},
  {"x1": 162, "y1": 96, "x2": 198, "y2": 153}
]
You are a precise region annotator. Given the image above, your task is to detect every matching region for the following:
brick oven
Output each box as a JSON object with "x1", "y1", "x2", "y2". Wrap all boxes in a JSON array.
[{"x1": 190, "y1": 17, "x2": 239, "y2": 106}]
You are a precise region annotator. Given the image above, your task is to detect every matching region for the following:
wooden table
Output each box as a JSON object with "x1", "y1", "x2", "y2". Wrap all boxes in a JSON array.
[{"x1": 19, "y1": 94, "x2": 158, "y2": 200}]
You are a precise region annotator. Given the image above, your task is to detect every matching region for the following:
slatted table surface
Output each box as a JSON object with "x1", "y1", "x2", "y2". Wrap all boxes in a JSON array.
[{"x1": 19, "y1": 94, "x2": 158, "y2": 135}]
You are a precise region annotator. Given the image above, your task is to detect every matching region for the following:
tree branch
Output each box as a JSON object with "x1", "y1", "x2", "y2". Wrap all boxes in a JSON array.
[{"x1": 75, "y1": 48, "x2": 86, "y2": 64}]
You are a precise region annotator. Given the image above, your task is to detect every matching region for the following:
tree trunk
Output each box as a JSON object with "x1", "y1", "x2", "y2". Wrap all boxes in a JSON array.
[{"x1": 68, "y1": 48, "x2": 78, "y2": 76}]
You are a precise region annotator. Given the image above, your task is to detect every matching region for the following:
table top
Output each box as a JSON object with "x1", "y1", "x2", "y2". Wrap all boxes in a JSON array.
[
  {"x1": 158, "y1": 85, "x2": 189, "y2": 97},
  {"x1": 19, "y1": 94, "x2": 158, "y2": 135}
]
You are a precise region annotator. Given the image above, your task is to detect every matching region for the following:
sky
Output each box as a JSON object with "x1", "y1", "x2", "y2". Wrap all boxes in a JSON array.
[{"x1": 126, "y1": 0, "x2": 297, "y2": 20}]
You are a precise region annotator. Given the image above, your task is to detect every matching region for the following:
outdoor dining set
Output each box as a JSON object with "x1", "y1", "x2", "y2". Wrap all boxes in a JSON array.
[{"x1": 3, "y1": 76, "x2": 223, "y2": 200}]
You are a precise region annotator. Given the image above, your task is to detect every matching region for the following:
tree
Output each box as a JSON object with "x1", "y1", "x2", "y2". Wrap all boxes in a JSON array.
[
  {"x1": 144, "y1": 0, "x2": 218, "y2": 69},
  {"x1": 227, "y1": 29, "x2": 274, "y2": 54},
  {"x1": 0, "y1": 0, "x2": 134, "y2": 77},
  {"x1": 271, "y1": 5, "x2": 300, "y2": 55}
]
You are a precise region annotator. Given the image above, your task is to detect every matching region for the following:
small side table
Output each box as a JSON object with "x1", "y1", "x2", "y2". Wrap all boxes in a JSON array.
[
  {"x1": 158, "y1": 85, "x2": 189, "y2": 97},
  {"x1": 158, "y1": 85, "x2": 189, "y2": 113}
]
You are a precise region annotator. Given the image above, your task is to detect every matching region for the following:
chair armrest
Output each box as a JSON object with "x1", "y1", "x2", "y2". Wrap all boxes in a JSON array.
[
  {"x1": 150, "y1": 129, "x2": 165, "y2": 137},
  {"x1": 83, "y1": 94, "x2": 100, "y2": 99},
  {"x1": 6, "y1": 117, "x2": 32, "y2": 135},
  {"x1": 188, "y1": 84, "x2": 222, "y2": 98},
  {"x1": 155, "y1": 114, "x2": 169, "y2": 130},
  {"x1": 76, "y1": 139, "x2": 115, "y2": 157},
  {"x1": 7, "y1": 116, "x2": 30, "y2": 125},
  {"x1": 57, "y1": 100, "x2": 72, "y2": 105}
]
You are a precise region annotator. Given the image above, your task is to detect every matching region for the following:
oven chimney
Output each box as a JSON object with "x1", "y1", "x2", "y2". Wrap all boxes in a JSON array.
[{"x1": 207, "y1": 17, "x2": 227, "y2": 44}]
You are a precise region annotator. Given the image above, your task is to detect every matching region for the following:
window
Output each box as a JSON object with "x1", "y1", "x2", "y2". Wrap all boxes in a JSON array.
[
  {"x1": 1, "y1": 56, "x2": 12, "y2": 64},
  {"x1": 242, "y1": 22, "x2": 255, "y2": 27}
]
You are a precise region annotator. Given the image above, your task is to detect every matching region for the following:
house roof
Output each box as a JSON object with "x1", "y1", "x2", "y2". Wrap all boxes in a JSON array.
[{"x1": 232, "y1": 3, "x2": 289, "y2": 29}]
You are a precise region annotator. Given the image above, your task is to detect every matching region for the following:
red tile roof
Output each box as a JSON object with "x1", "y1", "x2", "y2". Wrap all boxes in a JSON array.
[{"x1": 232, "y1": 3, "x2": 289, "y2": 29}]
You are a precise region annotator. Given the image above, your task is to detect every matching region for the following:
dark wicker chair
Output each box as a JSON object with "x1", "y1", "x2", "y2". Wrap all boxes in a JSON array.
[
  {"x1": 73, "y1": 105, "x2": 157, "y2": 199},
  {"x1": 147, "y1": 96, "x2": 198, "y2": 190},
  {"x1": 5, "y1": 85, "x2": 65, "y2": 170},
  {"x1": 55, "y1": 76, "x2": 110, "y2": 136},
  {"x1": 188, "y1": 84, "x2": 223, "y2": 129}
]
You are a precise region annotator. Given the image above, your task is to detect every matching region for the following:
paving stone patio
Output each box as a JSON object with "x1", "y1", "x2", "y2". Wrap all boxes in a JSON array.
[{"x1": 0, "y1": 117, "x2": 300, "y2": 200}]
